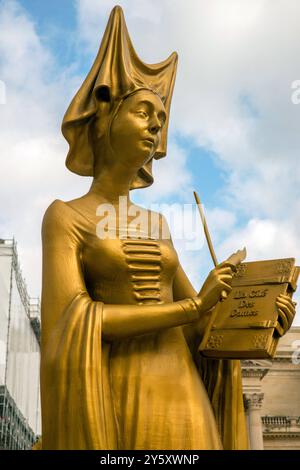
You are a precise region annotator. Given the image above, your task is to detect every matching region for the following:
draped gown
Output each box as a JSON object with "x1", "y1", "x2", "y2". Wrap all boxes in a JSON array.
[{"x1": 40, "y1": 199, "x2": 248, "y2": 450}]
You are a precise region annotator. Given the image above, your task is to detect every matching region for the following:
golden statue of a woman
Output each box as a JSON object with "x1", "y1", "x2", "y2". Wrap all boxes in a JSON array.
[{"x1": 40, "y1": 6, "x2": 295, "y2": 450}]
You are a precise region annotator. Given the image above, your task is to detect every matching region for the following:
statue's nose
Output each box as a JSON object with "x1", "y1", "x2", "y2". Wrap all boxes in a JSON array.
[{"x1": 149, "y1": 115, "x2": 161, "y2": 134}]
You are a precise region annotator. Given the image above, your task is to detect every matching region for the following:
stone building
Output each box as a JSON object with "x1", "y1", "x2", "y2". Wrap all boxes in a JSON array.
[
  {"x1": 0, "y1": 239, "x2": 41, "y2": 449},
  {"x1": 242, "y1": 327, "x2": 300, "y2": 449}
]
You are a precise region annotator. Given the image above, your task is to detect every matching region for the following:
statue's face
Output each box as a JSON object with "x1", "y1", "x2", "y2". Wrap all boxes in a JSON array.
[{"x1": 110, "y1": 90, "x2": 167, "y2": 167}]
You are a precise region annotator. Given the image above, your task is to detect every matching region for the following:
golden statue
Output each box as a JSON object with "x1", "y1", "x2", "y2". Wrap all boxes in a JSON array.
[{"x1": 40, "y1": 6, "x2": 296, "y2": 450}]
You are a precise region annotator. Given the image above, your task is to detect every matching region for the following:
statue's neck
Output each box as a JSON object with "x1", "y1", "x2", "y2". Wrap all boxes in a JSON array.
[{"x1": 89, "y1": 159, "x2": 138, "y2": 205}]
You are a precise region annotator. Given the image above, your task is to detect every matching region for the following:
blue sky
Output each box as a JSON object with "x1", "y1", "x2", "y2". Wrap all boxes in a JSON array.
[{"x1": 0, "y1": 0, "x2": 300, "y2": 322}]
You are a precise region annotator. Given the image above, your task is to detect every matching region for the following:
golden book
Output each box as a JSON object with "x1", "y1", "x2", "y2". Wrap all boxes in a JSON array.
[{"x1": 199, "y1": 258, "x2": 299, "y2": 359}]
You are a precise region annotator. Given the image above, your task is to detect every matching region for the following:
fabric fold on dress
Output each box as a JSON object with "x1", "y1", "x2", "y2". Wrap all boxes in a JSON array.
[
  {"x1": 41, "y1": 293, "x2": 117, "y2": 450},
  {"x1": 197, "y1": 357, "x2": 248, "y2": 450}
]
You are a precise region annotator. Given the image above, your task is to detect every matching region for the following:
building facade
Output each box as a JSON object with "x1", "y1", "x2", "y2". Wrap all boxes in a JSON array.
[
  {"x1": 0, "y1": 239, "x2": 41, "y2": 450},
  {"x1": 242, "y1": 327, "x2": 300, "y2": 450}
]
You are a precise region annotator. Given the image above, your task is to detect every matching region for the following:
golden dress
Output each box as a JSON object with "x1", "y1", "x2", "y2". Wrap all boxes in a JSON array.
[{"x1": 40, "y1": 199, "x2": 247, "y2": 450}]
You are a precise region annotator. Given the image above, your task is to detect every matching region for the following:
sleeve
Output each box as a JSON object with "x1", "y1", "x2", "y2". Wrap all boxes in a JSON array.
[{"x1": 41, "y1": 200, "x2": 88, "y2": 348}]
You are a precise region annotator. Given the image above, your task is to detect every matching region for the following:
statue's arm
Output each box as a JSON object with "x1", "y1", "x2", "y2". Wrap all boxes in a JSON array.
[
  {"x1": 41, "y1": 200, "x2": 202, "y2": 345},
  {"x1": 102, "y1": 299, "x2": 201, "y2": 341},
  {"x1": 41, "y1": 200, "x2": 87, "y2": 348}
]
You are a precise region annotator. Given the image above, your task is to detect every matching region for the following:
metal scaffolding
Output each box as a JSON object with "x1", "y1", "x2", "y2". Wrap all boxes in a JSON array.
[
  {"x1": 0, "y1": 239, "x2": 41, "y2": 449},
  {"x1": 0, "y1": 385, "x2": 36, "y2": 450}
]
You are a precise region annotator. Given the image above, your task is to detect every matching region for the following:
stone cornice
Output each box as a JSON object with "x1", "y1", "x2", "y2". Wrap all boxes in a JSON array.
[{"x1": 241, "y1": 360, "x2": 272, "y2": 379}]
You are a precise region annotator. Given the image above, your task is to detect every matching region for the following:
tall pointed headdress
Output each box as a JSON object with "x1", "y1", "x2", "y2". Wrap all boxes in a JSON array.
[{"x1": 62, "y1": 5, "x2": 178, "y2": 189}]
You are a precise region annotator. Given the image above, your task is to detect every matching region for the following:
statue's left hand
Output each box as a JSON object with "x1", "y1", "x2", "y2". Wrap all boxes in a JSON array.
[{"x1": 275, "y1": 294, "x2": 296, "y2": 336}]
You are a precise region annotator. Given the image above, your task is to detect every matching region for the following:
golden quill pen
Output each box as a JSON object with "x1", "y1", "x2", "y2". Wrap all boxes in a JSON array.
[{"x1": 193, "y1": 190, "x2": 246, "y2": 300}]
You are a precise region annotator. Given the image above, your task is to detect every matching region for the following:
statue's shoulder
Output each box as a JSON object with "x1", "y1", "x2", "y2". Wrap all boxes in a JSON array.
[
  {"x1": 42, "y1": 199, "x2": 79, "y2": 233},
  {"x1": 43, "y1": 199, "x2": 72, "y2": 220}
]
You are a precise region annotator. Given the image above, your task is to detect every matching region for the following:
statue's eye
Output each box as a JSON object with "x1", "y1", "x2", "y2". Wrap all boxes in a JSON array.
[{"x1": 137, "y1": 110, "x2": 148, "y2": 118}]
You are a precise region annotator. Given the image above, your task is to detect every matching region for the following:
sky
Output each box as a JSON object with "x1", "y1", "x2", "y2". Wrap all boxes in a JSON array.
[{"x1": 0, "y1": 0, "x2": 300, "y2": 323}]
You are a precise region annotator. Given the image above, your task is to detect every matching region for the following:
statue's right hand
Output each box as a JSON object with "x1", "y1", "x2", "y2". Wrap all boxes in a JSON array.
[
  {"x1": 197, "y1": 247, "x2": 247, "y2": 312},
  {"x1": 197, "y1": 262, "x2": 235, "y2": 313}
]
